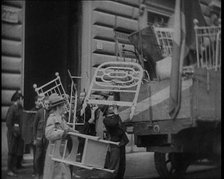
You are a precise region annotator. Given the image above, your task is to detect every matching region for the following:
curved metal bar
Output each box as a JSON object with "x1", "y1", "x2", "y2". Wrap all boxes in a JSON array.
[{"x1": 81, "y1": 61, "x2": 144, "y2": 120}]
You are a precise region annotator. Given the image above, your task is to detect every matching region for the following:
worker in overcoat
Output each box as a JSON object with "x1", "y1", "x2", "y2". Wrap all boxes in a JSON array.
[
  {"x1": 43, "y1": 93, "x2": 79, "y2": 179},
  {"x1": 6, "y1": 90, "x2": 24, "y2": 177}
]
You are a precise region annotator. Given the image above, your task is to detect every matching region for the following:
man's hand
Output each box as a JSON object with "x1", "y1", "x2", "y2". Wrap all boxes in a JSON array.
[
  {"x1": 88, "y1": 117, "x2": 95, "y2": 124},
  {"x1": 33, "y1": 140, "x2": 37, "y2": 145},
  {"x1": 62, "y1": 129, "x2": 69, "y2": 139},
  {"x1": 67, "y1": 128, "x2": 79, "y2": 134},
  {"x1": 91, "y1": 105, "x2": 98, "y2": 112}
]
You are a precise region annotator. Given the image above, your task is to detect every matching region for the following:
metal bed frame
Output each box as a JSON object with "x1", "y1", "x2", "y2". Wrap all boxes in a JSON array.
[
  {"x1": 194, "y1": 19, "x2": 221, "y2": 70},
  {"x1": 81, "y1": 61, "x2": 144, "y2": 120},
  {"x1": 33, "y1": 72, "x2": 69, "y2": 109}
]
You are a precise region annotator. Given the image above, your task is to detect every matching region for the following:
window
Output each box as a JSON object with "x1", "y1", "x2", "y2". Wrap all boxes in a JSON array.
[{"x1": 147, "y1": 11, "x2": 170, "y2": 27}]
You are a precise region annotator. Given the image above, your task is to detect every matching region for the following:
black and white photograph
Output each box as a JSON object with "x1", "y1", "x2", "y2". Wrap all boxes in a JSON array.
[{"x1": 1, "y1": 0, "x2": 221, "y2": 178}]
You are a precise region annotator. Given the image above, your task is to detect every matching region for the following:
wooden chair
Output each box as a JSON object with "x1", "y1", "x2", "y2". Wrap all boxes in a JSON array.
[{"x1": 50, "y1": 132, "x2": 119, "y2": 172}]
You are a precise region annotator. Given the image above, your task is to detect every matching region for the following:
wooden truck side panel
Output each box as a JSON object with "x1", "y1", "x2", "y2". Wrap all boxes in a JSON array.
[{"x1": 192, "y1": 68, "x2": 221, "y2": 122}]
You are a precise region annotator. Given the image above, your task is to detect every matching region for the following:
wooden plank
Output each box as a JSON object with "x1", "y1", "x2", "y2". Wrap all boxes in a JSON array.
[
  {"x1": 119, "y1": 79, "x2": 192, "y2": 121},
  {"x1": 115, "y1": 15, "x2": 138, "y2": 32},
  {"x1": 192, "y1": 68, "x2": 221, "y2": 121},
  {"x1": 92, "y1": 1, "x2": 139, "y2": 19},
  {"x1": 2, "y1": 56, "x2": 22, "y2": 73},
  {"x1": 118, "y1": 0, "x2": 140, "y2": 7},
  {"x1": 2, "y1": 39, "x2": 22, "y2": 57},
  {"x1": 87, "y1": 99, "x2": 133, "y2": 106},
  {"x1": 92, "y1": 25, "x2": 114, "y2": 41},
  {"x1": 92, "y1": 10, "x2": 138, "y2": 31},
  {"x1": 2, "y1": 73, "x2": 22, "y2": 89},
  {"x1": 2, "y1": 23, "x2": 22, "y2": 40},
  {"x1": 83, "y1": 140, "x2": 108, "y2": 168},
  {"x1": 1, "y1": 90, "x2": 16, "y2": 106},
  {"x1": 92, "y1": 11, "x2": 114, "y2": 27},
  {"x1": 52, "y1": 158, "x2": 94, "y2": 170},
  {"x1": 2, "y1": 4, "x2": 24, "y2": 24},
  {"x1": 3, "y1": 1, "x2": 23, "y2": 8},
  {"x1": 92, "y1": 39, "x2": 135, "y2": 55},
  {"x1": 145, "y1": 0, "x2": 175, "y2": 14},
  {"x1": 92, "y1": 53, "x2": 116, "y2": 66},
  {"x1": 92, "y1": 53, "x2": 135, "y2": 68}
]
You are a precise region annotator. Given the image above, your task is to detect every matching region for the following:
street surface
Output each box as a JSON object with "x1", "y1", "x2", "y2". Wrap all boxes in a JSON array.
[{"x1": 1, "y1": 151, "x2": 221, "y2": 179}]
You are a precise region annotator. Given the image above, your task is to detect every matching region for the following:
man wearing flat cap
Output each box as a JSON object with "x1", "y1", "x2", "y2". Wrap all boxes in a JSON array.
[
  {"x1": 43, "y1": 93, "x2": 79, "y2": 179},
  {"x1": 6, "y1": 90, "x2": 24, "y2": 176}
]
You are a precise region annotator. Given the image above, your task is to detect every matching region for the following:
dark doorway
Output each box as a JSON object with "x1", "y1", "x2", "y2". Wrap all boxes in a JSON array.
[{"x1": 24, "y1": 1, "x2": 81, "y2": 109}]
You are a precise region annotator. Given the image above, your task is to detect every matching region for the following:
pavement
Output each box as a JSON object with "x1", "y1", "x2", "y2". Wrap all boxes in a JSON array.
[
  {"x1": 1, "y1": 146, "x2": 148, "y2": 179},
  {"x1": 2, "y1": 145, "x2": 220, "y2": 179}
]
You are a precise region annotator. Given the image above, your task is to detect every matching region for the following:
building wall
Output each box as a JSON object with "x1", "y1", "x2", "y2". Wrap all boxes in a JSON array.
[
  {"x1": 1, "y1": 1, "x2": 25, "y2": 122},
  {"x1": 1, "y1": 0, "x2": 25, "y2": 158},
  {"x1": 80, "y1": 0, "x2": 141, "y2": 92},
  {"x1": 80, "y1": 0, "x2": 220, "y2": 91}
]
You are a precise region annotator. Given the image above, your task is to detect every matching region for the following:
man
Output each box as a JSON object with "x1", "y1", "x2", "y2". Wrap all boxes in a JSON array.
[
  {"x1": 76, "y1": 92, "x2": 98, "y2": 161},
  {"x1": 6, "y1": 90, "x2": 24, "y2": 176},
  {"x1": 33, "y1": 96, "x2": 50, "y2": 179},
  {"x1": 103, "y1": 105, "x2": 129, "y2": 179},
  {"x1": 29, "y1": 94, "x2": 44, "y2": 176}
]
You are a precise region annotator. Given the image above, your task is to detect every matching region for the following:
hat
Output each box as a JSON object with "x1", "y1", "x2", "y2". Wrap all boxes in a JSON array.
[
  {"x1": 11, "y1": 90, "x2": 23, "y2": 102},
  {"x1": 49, "y1": 93, "x2": 66, "y2": 108}
]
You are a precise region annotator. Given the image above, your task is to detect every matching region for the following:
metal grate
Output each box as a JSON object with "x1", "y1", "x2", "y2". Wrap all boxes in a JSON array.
[
  {"x1": 114, "y1": 30, "x2": 139, "y2": 63},
  {"x1": 153, "y1": 26, "x2": 173, "y2": 57},
  {"x1": 194, "y1": 19, "x2": 221, "y2": 70}
]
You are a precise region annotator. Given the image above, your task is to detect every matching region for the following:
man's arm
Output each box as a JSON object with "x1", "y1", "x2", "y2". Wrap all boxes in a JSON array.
[
  {"x1": 6, "y1": 106, "x2": 14, "y2": 132},
  {"x1": 33, "y1": 110, "x2": 40, "y2": 141}
]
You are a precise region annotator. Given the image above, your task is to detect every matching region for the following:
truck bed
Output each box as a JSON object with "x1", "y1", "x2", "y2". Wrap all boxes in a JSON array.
[{"x1": 119, "y1": 78, "x2": 192, "y2": 122}]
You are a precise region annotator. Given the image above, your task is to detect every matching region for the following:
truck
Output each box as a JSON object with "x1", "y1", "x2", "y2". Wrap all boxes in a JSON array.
[
  {"x1": 122, "y1": 16, "x2": 221, "y2": 179},
  {"x1": 80, "y1": 16, "x2": 221, "y2": 178}
]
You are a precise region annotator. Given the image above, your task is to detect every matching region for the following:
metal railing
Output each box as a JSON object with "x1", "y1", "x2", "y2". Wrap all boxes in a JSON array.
[
  {"x1": 194, "y1": 19, "x2": 221, "y2": 70},
  {"x1": 33, "y1": 72, "x2": 69, "y2": 109},
  {"x1": 153, "y1": 26, "x2": 173, "y2": 57}
]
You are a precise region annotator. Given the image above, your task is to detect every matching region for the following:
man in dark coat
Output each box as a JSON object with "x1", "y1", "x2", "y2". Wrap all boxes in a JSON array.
[
  {"x1": 30, "y1": 94, "x2": 44, "y2": 176},
  {"x1": 103, "y1": 105, "x2": 129, "y2": 179},
  {"x1": 6, "y1": 90, "x2": 24, "y2": 176},
  {"x1": 33, "y1": 96, "x2": 50, "y2": 179}
]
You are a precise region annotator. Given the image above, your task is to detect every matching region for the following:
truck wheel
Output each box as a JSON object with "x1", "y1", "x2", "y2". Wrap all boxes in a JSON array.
[{"x1": 154, "y1": 152, "x2": 190, "y2": 178}]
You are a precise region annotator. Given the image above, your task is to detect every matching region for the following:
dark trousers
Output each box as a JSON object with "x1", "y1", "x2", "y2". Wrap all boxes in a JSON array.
[
  {"x1": 32, "y1": 144, "x2": 36, "y2": 174},
  {"x1": 7, "y1": 131, "x2": 24, "y2": 171},
  {"x1": 105, "y1": 145, "x2": 126, "y2": 179},
  {"x1": 7, "y1": 154, "x2": 17, "y2": 171},
  {"x1": 16, "y1": 155, "x2": 23, "y2": 168},
  {"x1": 35, "y1": 138, "x2": 48, "y2": 176}
]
